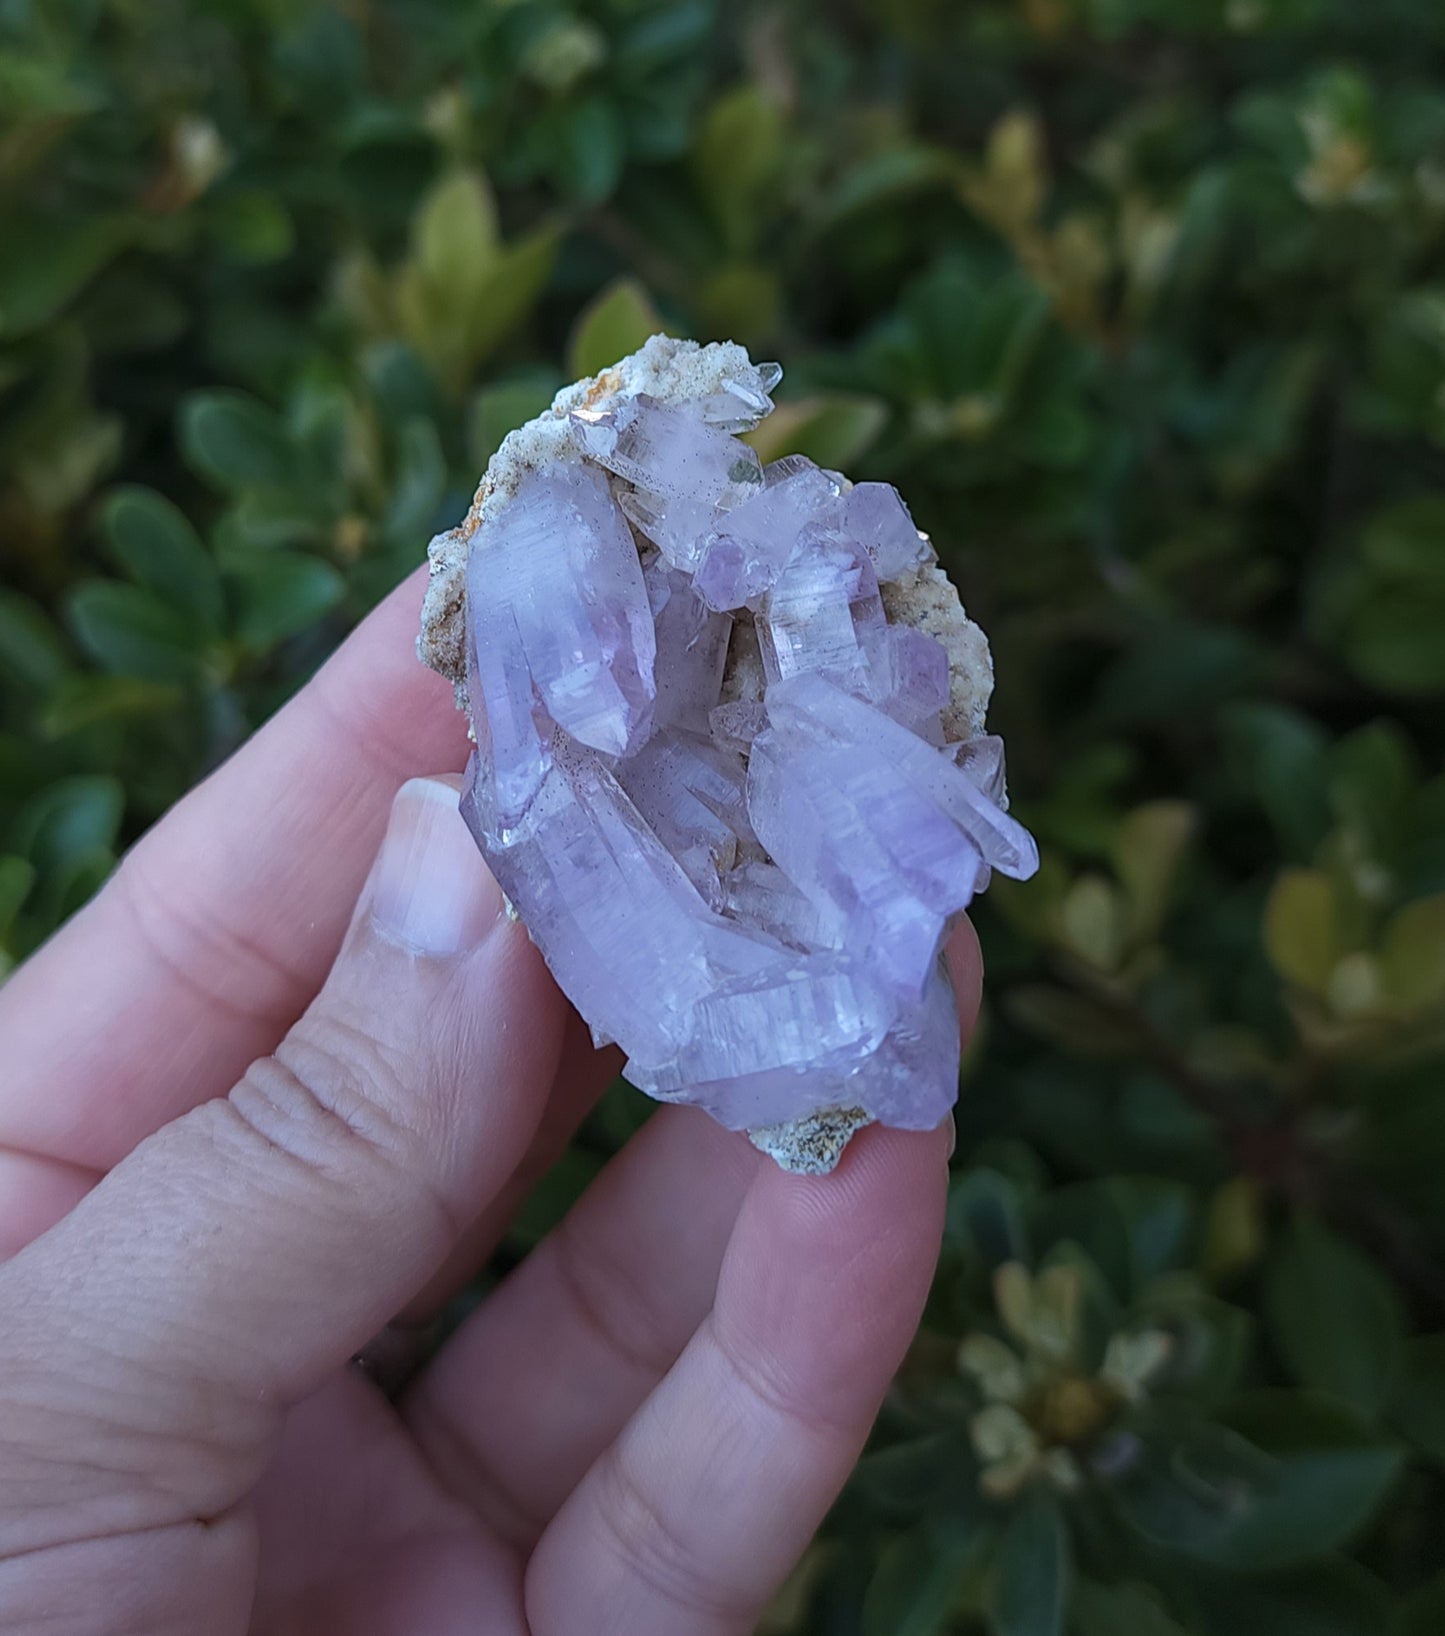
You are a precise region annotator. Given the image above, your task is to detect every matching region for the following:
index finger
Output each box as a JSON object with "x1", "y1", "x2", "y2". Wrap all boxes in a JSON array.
[{"x1": 0, "y1": 566, "x2": 469, "y2": 1184}]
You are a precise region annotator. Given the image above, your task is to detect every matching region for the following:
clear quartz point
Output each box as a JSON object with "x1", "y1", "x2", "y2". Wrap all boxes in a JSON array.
[{"x1": 455, "y1": 346, "x2": 1037, "y2": 1152}]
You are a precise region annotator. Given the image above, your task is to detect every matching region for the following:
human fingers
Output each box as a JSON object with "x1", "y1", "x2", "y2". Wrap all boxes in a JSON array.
[
  {"x1": 405, "y1": 1106, "x2": 762, "y2": 1544},
  {"x1": 395, "y1": 1012, "x2": 623, "y2": 1327},
  {"x1": 0, "y1": 776, "x2": 566, "y2": 1562},
  {"x1": 524, "y1": 1121, "x2": 950, "y2": 1636},
  {"x1": 407, "y1": 919, "x2": 982, "y2": 1555},
  {"x1": 0, "y1": 566, "x2": 470, "y2": 1251}
]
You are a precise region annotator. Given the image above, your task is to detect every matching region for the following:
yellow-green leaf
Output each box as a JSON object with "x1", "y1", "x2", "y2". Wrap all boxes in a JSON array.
[
  {"x1": 746, "y1": 394, "x2": 887, "y2": 469},
  {"x1": 1378, "y1": 893, "x2": 1445, "y2": 1011},
  {"x1": 1057, "y1": 874, "x2": 1125, "y2": 970},
  {"x1": 567, "y1": 278, "x2": 672, "y2": 380},
  {"x1": 1263, "y1": 867, "x2": 1339, "y2": 992},
  {"x1": 413, "y1": 169, "x2": 498, "y2": 300},
  {"x1": 1112, "y1": 800, "x2": 1195, "y2": 940}
]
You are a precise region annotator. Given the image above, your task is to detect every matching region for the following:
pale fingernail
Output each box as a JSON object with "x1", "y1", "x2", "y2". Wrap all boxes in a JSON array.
[{"x1": 370, "y1": 778, "x2": 502, "y2": 955}]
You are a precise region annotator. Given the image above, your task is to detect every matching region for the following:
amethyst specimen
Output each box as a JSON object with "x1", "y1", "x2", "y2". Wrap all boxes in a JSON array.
[{"x1": 419, "y1": 338, "x2": 1038, "y2": 1173}]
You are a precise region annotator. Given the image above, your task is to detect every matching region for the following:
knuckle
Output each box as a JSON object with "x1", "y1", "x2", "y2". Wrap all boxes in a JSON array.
[
  {"x1": 225, "y1": 1021, "x2": 461, "y2": 1241},
  {"x1": 593, "y1": 1444, "x2": 757, "y2": 1626},
  {"x1": 112, "y1": 842, "x2": 308, "y2": 1031},
  {"x1": 710, "y1": 1316, "x2": 856, "y2": 1444},
  {"x1": 552, "y1": 1218, "x2": 678, "y2": 1379}
]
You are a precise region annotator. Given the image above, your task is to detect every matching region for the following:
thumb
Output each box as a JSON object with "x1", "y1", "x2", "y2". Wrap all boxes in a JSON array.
[{"x1": 0, "y1": 775, "x2": 569, "y2": 1553}]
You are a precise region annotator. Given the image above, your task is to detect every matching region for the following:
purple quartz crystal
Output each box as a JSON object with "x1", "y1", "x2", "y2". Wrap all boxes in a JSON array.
[
  {"x1": 447, "y1": 343, "x2": 1039, "y2": 1164},
  {"x1": 693, "y1": 461, "x2": 841, "y2": 612}
]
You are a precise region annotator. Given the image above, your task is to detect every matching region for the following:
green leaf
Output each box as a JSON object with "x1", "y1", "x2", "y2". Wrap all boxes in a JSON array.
[
  {"x1": 1111, "y1": 802, "x2": 1195, "y2": 940},
  {"x1": 745, "y1": 395, "x2": 888, "y2": 469},
  {"x1": 102, "y1": 487, "x2": 223, "y2": 630},
  {"x1": 1263, "y1": 869, "x2": 1339, "y2": 993},
  {"x1": 987, "y1": 1486, "x2": 1068, "y2": 1636},
  {"x1": 567, "y1": 278, "x2": 671, "y2": 380},
  {"x1": 1072, "y1": 1580, "x2": 1187, "y2": 1636},
  {"x1": 1187, "y1": 1556, "x2": 1396, "y2": 1636},
  {"x1": 209, "y1": 189, "x2": 296, "y2": 265},
  {"x1": 466, "y1": 224, "x2": 561, "y2": 376},
  {"x1": 507, "y1": 1147, "x2": 605, "y2": 1251},
  {"x1": 66, "y1": 581, "x2": 205, "y2": 683},
  {"x1": 0, "y1": 590, "x2": 68, "y2": 696},
  {"x1": 0, "y1": 855, "x2": 36, "y2": 943},
  {"x1": 1217, "y1": 1394, "x2": 1402, "y2": 1569},
  {"x1": 695, "y1": 84, "x2": 786, "y2": 254},
  {"x1": 41, "y1": 675, "x2": 183, "y2": 738},
  {"x1": 852, "y1": 1430, "x2": 983, "y2": 1519},
  {"x1": 468, "y1": 376, "x2": 562, "y2": 471},
  {"x1": 1393, "y1": 1334, "x2": 1445, "y2": 1463},
  {"x1": 1265, "y1": 1217, "x2": 1405, "y2": 1417},
  {"x1": 10, "y1": 775, "x2": 124, "y2": 876},
  {"x1": 1345, "y1": 585, "x2": 1445, "y2": 695},
  {"x1": 1119, "y1": 1396, "x2": 1401, "y2": 1570},
  {"x1": 1378, "y1": 894, "x2": 1445, "y2": 1010},
  {"x1": 551, "y1": 95, "x2": 625, "y2": 203},
  {"x1": 863, "y1": 1525, "x2": 987, "y2": 1636},
  {"x1": 413, "y1": 169, "x2": 499, "y2": 301},
  {"x1": 1219, "y1": 702, "x2": 1332, "y2": 859},
  {"x1": 947, "y1": 1168, "x2": 1030, "y2": 1267},
  {"x1": 1100, "y1": 1177, "x2": 1196, "y2": 1293},
  {"x1": 225, "y1": 553, "x2": 345, "y2": 651},
  {"x1": 1362, "y1": 497, "x2": 1445, "y2": 586},
  {"x1": 181, "y1": 392, "x2": 295, "y2": 492},
  {"x1": 0, "y1": 210, "x2": 132, "y2": 338},
  {"x1": 383, "y1": 417, "x2": 446, "y2": 540}
]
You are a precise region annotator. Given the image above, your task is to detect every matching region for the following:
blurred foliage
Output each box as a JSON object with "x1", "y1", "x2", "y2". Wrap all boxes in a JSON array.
[{"x1": 4, "y1": 0, "x2": 1445, "y2": 1629}]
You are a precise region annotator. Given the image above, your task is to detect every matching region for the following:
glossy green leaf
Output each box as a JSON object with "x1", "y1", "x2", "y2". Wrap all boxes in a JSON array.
[
  {"x1": 1263, "y1": 869, "x2": 1339, "y2": 992},
  {"x1": 209, "y1": 189, "x2": 295, "y2": 265},
  {"x1": 746, "y1": 395, "x2": 888, "y2": 470},
  {"x1": 383, "y1": 417, "x2": 446, "y2": 540},
  {"x1": 1112, "y1": 802, "x2": 1195, "y2": 940},
  {"x1": 41, "y1": 675, "x2": 183, "y2": 738},
  {"x1": 0, "y1": 210, "x2": 132, "y2": 337},
  {"x1": 1378, "y1": 894, "x2": 1445, "y2": 1010},
  {"x1": 225, "y1": 554, "x2": 345, "y2": 652},
  {"x1": 1265, "y1": 1217, "x2": 1405, "y2": 1417},
  {"x1": 0, "y1": 855, "x2": 35, "y2": 942},
  {"x1": 1214, "y1": 1394, "x2": 1402, "y2": 1569},
  {"x1": 468, "y1": 376, "x2": 562, "y2": 471},
  {"x1": 862, "y1": 1525, "x2": 987, "y2": 1636},
  {"x1": 567, "y1": 278, "x2": 671, "y2": 381},
  {"x1": 465, "y1": 225, "x2": 561, "y2": 376},
  {"x1": 66, "y1": 581, "x2": 206, "y2": 683},
  {"x1": 413, "y1": 169, "x2": 499, "y2": 300},
  {"x1": 0, "y1": 590, "x2": 68, "y2": 696},
  {"x1": 1072, "y1": 1579, "x2": 1187, "y2": 1636},
  {"x1": 10, "y1": 775, "x2": 124, "y2": 874},
  {"x1": 181, "y1": 392, "x2": 295, "y2": 492},
  {"x1": 987, "y1": 1486, "x2": 1068, "y2": 1636},
  {"x1": 102, "y1": 487, "x2": 223, "y2": 630},
  {"x1": 551, "y1": 95, "x2": 625, "y2": 203},
  {"x1": 695, "y1": 84, "x2": 786, "y2": 254}
]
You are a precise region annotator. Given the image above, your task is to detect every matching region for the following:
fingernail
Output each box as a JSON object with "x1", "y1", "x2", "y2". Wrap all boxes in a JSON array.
[
  {"x1": 369, "y1": 778, "x2": 502, "y2": 955},
  {"x1": 943, "y1": 1113, "x2": 957, "y2": 1166}
]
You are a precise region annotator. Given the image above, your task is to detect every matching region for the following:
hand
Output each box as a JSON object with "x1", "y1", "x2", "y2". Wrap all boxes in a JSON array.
[{"x1": 0, "y1": 569, "x2": 979, "y2": 1636}]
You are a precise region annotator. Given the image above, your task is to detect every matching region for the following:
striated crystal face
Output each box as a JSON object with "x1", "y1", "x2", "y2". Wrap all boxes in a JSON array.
[{"x1": 449, "y1": 343, "x2": 1038, "y2": 1160}]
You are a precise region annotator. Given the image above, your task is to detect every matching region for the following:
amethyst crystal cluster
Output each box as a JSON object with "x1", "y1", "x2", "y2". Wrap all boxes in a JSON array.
[{"x1": 419, "y1": 338, "x2": 1038, "y2": 1172}]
